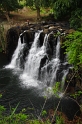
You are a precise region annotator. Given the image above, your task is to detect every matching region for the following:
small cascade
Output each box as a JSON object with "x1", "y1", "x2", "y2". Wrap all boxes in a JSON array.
[
  {"x1": 20, "y1": 31, "x2": 49, "y2": 86},
  {"x1": 56, "y1": 36, "x2": 60, "y2": 58},
  {"x1": 5, "y1": 36, "x2": 25, "y2": 69},
  {"x1": 23, "y1": 31, "x2": 47, "y2": 79},
  {"x1": 61, "y1": 69, "x2": 69, "y2": 89},
  {"x1": 5, "y1": 30, "x2": 70, "y2": 93},
  {"x1": 40, "y1": 36, "x2": 61, "y2": 86}
]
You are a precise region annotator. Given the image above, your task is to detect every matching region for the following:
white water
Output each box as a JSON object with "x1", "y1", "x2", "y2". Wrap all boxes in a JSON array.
[
  {"x1": 23, "y1": 31, "x2": 47, "y2": 78},
  {"x1": 56, "y1": 36, "x2": 60, "y2": 58},
  {"x1": 20, "y1": 31, "x2": 48, "y2": 87},
  {"x1": 5, "y1": 37, "x2": 25, "y2": 69},
  {"x1": 40, "y1": 36, "x2": 60, "y2": 87},
  {"x1": 5, "y1": 31, "x2": 70, "y2": 96}
]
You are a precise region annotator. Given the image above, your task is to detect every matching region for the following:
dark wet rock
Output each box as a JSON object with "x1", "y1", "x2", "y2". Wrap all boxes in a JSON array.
[
  {"x1": 58, "y1": 97, "x2": 81, "y2": 120},
  {"x1": 48, "y1": 34, "x2": 56, "y2": 56},
  {"x1": 6, "y1": 27, "x2": 20, "y2": 61},
  {"x1": 20, "y1": 30, "x2": 34, "y2": 47},
  {"x1": 0, "y1": 53, "x2": 8, "y2": 67},
  {"x1": 46, "y1": 96, "x2": 81, "y2": 120},
  {"x1": 43, "y1": 28, "x2": 49, "y2": 34},
  {"x1": 38, "y1": 32, "x2": 45, "y2": 47},
  {"x1": 44, "y1": 25, "x2": 49, "y2": 29},
  {"x1": 6, "y1": 21, "x2": 71, "y2": 62},
  {"x1": 64, "y1": 67, "x2": 82, "y2": 97},
  {"x1": 38, "y1": 55, "x2": 48, "y2": 80}
]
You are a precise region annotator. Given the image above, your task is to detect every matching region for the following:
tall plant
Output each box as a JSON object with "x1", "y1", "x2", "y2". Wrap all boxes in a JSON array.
[
  {"x1": 63, "y1": 30, "x2": 82, "y2": 69},
  {"x1": 0, "y1": 24, "x2": 5, "y2": 52}
]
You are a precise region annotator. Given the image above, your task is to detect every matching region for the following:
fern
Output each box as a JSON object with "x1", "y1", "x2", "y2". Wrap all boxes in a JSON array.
[{"x1": 63, "y1": 30, "x2": 82, "y2": 69}]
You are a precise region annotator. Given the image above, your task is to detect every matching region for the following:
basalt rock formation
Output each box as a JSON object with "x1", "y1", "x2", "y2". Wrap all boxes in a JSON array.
[
  {"x1": 6, "y1": 27, "x2": 20, "y2": 61},
  {"x1": 6, "y1": 21, "x2": 69, "y2": 61}
]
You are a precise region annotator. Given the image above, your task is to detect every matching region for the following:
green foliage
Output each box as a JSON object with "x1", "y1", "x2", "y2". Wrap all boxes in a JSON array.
[
  {"x1": 27, "y1": 119, "x2": 51, "y2": 124},
  {"x1": 70, "y1": 91, "x2": 82, "y2": 99},
  {"x1": 0, "y1": 24, "x2": 12, "y2": 53},
  {"x1": 26, "y1": 0, "x2": 53, "y2": 19},
  {"x1": 19, "y1": 0, "x2": 26, "y2": 7},
  {"x1": 63, "y1": 30, "x2": 82, "y2": 69},
  {"x1": 69, "y1": 8, "x2": 82, "y2": 29},
  {"x1": 52, "y1": 0, "x2": 82, "y2": 29},
  {"x1": 53, "y1": 82, "x2": 60, "y2": 97},
  {"x1": 0, "y1": 94, "x2": 81, "y2": 124},
  {"x1": 9, "y1": 103, "x2": 20, "y2": 119},
  {"x1": 0, "y1": 0, "x2": 23, "y2": 20},
  {"x1": 41, "y1": 110, "x2": 47, "y2": 117},
  {"x1": 0, "y1": 110, "x2": 27, "y2": 124},
  {"x1": 0, "y1": 0, "x2": 21, "y2": 12},
  {"x1": 53, "y1": 0, "x2": 71, "y2": 19},
  {"x1": 0, "y1": 97, "x2": 27, "y2": 124},
  {"x1": 0, "y1": 94, "x2": 2, "y2": 98},
  {"x1": 56, "y1": 115, "x2": 64, "y2": 124},
  {"x1": 0, "y1": 24, "x2": 5, "y2": 52},
  {"x1": 0, "y1": 105, "x2": 5, "y2": 115},
  {"x1": 26, "y1": 0, "x2": 52, "y2": 8}
]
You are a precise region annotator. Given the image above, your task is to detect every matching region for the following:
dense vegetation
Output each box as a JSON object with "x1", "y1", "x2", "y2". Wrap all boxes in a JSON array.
[
  {"x1": 0, "y1": 0, "x2": 82, "y2": 26},
  {"x1": 0, "y1": 0, "x2": 23, "y2": 21},
  {"x1": 63, "y1": 29, "x2": 82, "y2": 69}
]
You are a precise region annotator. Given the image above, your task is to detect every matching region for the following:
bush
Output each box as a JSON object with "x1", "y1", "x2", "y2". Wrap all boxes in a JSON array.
[
  {"x1": 69, "y1": 8, "x2": 82, "y2": 29},
  {"x1": 63, "y1": 29, "x2": 82, "y2": 69}
]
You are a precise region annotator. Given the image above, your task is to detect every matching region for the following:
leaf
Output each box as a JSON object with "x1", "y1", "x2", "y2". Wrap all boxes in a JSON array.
[{"x1": 9, "y1": 102, "x2": 20, "y2": 118}]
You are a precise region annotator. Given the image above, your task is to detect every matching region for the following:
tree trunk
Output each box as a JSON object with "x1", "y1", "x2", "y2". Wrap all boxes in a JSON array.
[
  {"x1": 4, "y1": 11, "x2": 10, "y2": 22},
  {"x1": 36, "y1": 7, "x2": 41, "y2": 20}
]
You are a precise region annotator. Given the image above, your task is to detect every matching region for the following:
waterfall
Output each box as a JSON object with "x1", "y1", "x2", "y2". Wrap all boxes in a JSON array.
[
  {"x1": 23, "y1": 31, "x2": 47, "y2": 79},
  {"x1": 56, "y1": 36, "x2": 60, "y2": 58},
  {"x1": 40, "y1": 36, "x2": 60, "y2": 86},
  {"x1": 20, "y1": 31, "x2": 49, "y2": 87},
  {"x1": 5, "y1": 30, "x2": 70, "y2": 93},
  {"x1": 5, "y1": 36, "x2": 25, "y2": 69}
]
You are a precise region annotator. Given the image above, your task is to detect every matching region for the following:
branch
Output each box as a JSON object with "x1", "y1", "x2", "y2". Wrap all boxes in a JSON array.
[{"x1": 51, "y1": 70, "x2": 78, "y2": 123}]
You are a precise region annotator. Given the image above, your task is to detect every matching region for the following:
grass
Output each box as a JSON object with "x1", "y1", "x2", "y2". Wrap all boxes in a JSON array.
[
  {"x1": 0, "y1": 107, "x2": 82, "y2": 124},
  {"x1": 0, "y1": 94, "x2": 82, "y2": 124}
]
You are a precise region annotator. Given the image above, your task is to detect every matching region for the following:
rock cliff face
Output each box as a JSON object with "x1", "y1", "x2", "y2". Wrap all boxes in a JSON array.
[
  {"x1": 6, "y1": 21, "x2": 69, "y2": 61},
  {"x1": 6, "y1": 27, "x2": 19, "y2": 61},
  {"x1": 6, "y1": 21, "x2": 82, "y2": 102}
]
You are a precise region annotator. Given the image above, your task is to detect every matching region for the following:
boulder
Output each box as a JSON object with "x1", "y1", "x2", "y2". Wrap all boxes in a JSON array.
[{"x1": 46, "y1": 96, "x2": 81, "y2": 120}]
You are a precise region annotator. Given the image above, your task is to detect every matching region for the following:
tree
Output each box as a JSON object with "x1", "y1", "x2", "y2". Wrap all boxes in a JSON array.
[
  {"x1": 26, "y1": 0, "x2": 54, "y2": 20},
  {"x1": 0, "y1": 0, "x2": 22, "y2": 21},
  {"x1": 52, "y1": 0, "x2": 82, "y2": 21}
]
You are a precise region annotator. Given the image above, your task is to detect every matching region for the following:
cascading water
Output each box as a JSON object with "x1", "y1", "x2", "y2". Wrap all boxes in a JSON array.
[
  {"x1": 5, "y1": 30, "x2": 70, "y2": 95},
  {"x1": 23, "y1": 31, "x2": 47, "y2": 79},
  {"x1": 20, "y1": 31, "x2": 49, "y2": 87},
  {"x1": 5, "y1": 36, "x2": 25, "y2": 69},
  {"x1": 40, "y1": 36, "x2": 60, "y2": 87}
]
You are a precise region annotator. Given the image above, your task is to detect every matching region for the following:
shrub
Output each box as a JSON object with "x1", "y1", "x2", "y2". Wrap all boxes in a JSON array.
[
  {"x1": 63, "y1": 29, "x2": 82, "y2": 69},
  {"x1": 69, "y1": 8, "x2": 82, "y2": 29}
]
